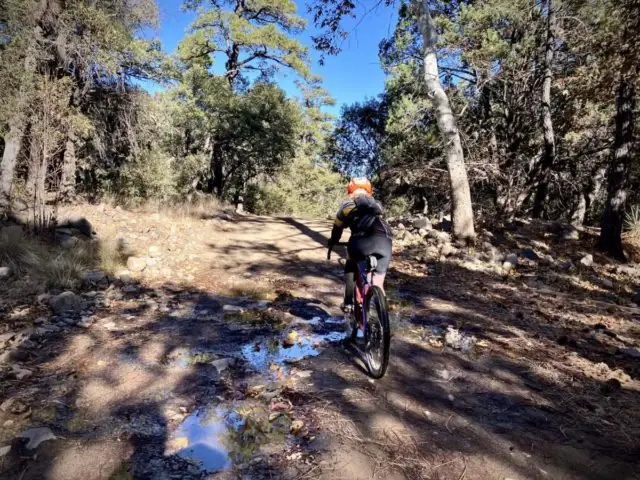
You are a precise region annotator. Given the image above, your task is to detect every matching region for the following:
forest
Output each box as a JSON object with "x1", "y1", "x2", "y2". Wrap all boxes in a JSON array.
[{"x1": 1, "y1": 0, "x2": 639, "y2": 259}]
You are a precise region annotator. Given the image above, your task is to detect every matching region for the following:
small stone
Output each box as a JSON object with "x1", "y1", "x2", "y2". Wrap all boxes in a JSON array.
[
  {"x1": 600, "y1": 278, "x2": 614, "y2": 289},
  {"x1": 83, "y1": 271, "x2": 106, "y2": 283},
  {"x1": 223, "y1": 305, "x2": 244, "y2": 313},
  {"x1": 13, "y1": 366, "x2": 33, "y2": 380},
  {"x1": 20, "y1": 427, "x2": 57, "y2": 449},
  {"x1": 521, "y1": 247, "x2": 539, "y2": 261},
  {"x1": 440, "y1": 243, "x2": 455, "y2": 257},
  {"x1": 505, "y1": 253, "x2": 519, "y2": 266},
  {"x1": 413, "y1": 218, "x2": 432, "y2": 230},
  {"x1": 37, "y1": 293, "x2": 52, "y2": 305},
  {"x1": 49, "y1": 291, "x2": 84, "y2": 314},
  {"x1": 0, "y1": 266, "x2": 10, "y2": 279},
  {"x1": 290, "y1": 419, "x2": 306, "y2": 436},
  {"x1": 580, "y1": 254, "x2": 594, "y2": 268},
  {"x1": 620, "y1": 347, "x2": 640, "y2": 359},
  {"x1": 148, "y1": 245, "x2": 161, "y2": 258},
  {"x1": 127, "y1": 256, "x2": 147, "y2": 272},
  {"x1": 59, "y1": 236, "x2": 80, "y2": 249},
  {"x1": 0, "y1": 445, "x2": 10, "y2": 457},
  {"x1": 283, "y1": 330, "x2": 299, "y2": 347},
  {"x1": 211, "y1": 357, "x2": 236, "y2": 372},
  {"x1": 559, "y1": 260, "x2": 574, "y2": 271}
]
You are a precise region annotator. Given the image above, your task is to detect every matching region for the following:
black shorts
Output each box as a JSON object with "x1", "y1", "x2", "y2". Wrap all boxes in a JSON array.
[{"x1": 347, "y1": 235, "x2": 393, "y2": 274}]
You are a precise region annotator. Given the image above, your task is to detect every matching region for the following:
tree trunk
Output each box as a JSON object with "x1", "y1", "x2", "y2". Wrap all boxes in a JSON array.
[
  {"x1": 0, "y1": 121, "x2": 25, "y2": 211},
  {"x1": 598, "y1": 73, "x2": 636, "y2": 259},
  {"x1": 60, "y1": 130, "x2": 77, "y2": 201},
  {"x1": 416, "y1": 0, "x2": 475, "y2": 240},
  {"x1": 209, "y1": 141, "x2": 225, "y2": 197},
  {"x1": 0, "y1": 34, "x2": 40, "y2": 212},
  {"x1": 571, "y1": 165, "x2": 606, "y2": 226},
  {"x1": 532, "y1": 0, "x2": 556, "y2": 219}
]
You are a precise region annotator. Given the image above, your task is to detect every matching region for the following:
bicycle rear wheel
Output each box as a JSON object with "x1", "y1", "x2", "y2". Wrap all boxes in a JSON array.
[
  {"x1": 349, "y1": 296, "x2": 360, "y2": 342},
  {"x1": 364, "y1": 286, "x2": 390, "y2": 378}
]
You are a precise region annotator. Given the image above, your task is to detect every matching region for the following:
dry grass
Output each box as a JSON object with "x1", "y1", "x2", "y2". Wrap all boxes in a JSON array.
[
  {"x1": 100, "y1": 194, "x2": 226, "y2": 221},
  {"x1": 0, "y1": 226, "x2": 127, "y2": 291},
  {"x1": 623, "y1": 205, "x2": 640, "y2": 262}
]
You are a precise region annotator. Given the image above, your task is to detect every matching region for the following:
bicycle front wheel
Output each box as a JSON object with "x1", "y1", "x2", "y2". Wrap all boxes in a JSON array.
[{"x1": 364, "y1": 286, "x2": 390, "y2": 379}]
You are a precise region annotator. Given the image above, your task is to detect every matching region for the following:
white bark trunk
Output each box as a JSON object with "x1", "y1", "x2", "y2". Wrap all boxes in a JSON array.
[{"x1": 416, "y1": 0, "x2": 475, "y2": 240}]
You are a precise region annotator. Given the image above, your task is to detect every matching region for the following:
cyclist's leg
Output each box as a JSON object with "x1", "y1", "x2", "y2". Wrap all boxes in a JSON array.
[
  {"x1": 353, "y1": 235, "x2": 392, "y2": 293},
  {"x1": 343, "y1": 256, "x2": 356, "y2": 310}
]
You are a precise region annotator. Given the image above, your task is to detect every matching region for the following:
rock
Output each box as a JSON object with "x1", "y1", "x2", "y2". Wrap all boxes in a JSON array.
[
  {"x1": 600, "y1": 278, "x2": 614, "y2": 289},
  {"x1": 559, "y1": 260, "x2": 574, "y2": 271},
  {"x1": 148, "y1": 245, "x2": 161, "y2": 258},
  {"x1": 444, "y1": 326, "x2": 476, "y2": 352},
  {"x1": 521, "y1": 247, "x2": 539, "y2": 261},
  {"x1": 223, "y1": 305, "x2": 245, "y2": 313},
  {"x1": 20, "y1": 427, "x2": 57, "y2": 449},
  {"x1": 59, "y1": 236, "x2": 80, "y2": 249},
  {"x1": 0, "y1": 266, "x2": 10, "y2": 279},
  {"x1": 563, "y1": 227, "x2": 580, "y2": 240},
  {"x1": 56, "y1": 216, "x2": 95, "y2": 238},
  {"x1": 440, "y1": 243, "x2": 455, "y2": 257},
  {"x1": 1, "y1": 398, "x2": 28, "y2": 414},
  {"x1": 413, "y1": 218, "x2": 432, "y2": 230},
  {"x1": 620, "y1": 347, "x2": 640, "y2": 359},
  {"x1": 505, "y1": 253, "x2": 519, "y2": 266},
  {"x1": 211, "y1": 357, "x2": 236, "y2": 372},
  {"x1": 0, "y1": 445, "x2": 10, "y2": 457},
  {"x1": 127, "y1": 256, "x2": 147, "y2": 272},
  {"x1": 12, "y1": 366, "x2": 33, "y2": 380},
  {"x1": 283, "y1": 330, "x2": 299, "y2": 347},
  {"x1": 83, "y1": 271, "x2": 106, "y2": 283},
  {"x1": 290, "y1": 419, "x2": 306, "y2": 436},
  {"x1": 580, "y1": 254, "x2": 594, "y2": 268},
  {"x1": 33, "y1": 317, "x2": 46, "y2": 326},
  {"x1": 616, "y1": 265, "x2": 639, "y2": 277},
  {"x1": 37, "y1": 293, "x2": 51, "y2": 305},
  {"x1": 49, "y1": 291, "x2": 84, "y2": 314},
  {"x1": 396, "y1": 223, "x2": 406, "y2": 230}
]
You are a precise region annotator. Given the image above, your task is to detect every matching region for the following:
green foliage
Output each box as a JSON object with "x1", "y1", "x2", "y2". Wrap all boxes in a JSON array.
[
  {"x1": 624, "y1": 206, "x2": 640, "y2": 237},
  {"x1": 245, "y1": 157, "x2": 344, "y2": 218},
  {"x1": 116, "y1": 148, "x2": 176, "y2": 200}
]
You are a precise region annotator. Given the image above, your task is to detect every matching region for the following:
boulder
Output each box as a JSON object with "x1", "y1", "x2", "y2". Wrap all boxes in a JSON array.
[
  {"x1": 49, "y1": 291, "x2": 84, "y2": 314},
  {"x1": 56, "y1": 216, "x2": 96, "y2": 238},
  {"x1": 126, "y1": 256, "x2": 147, "y2": 272},
  {"x1": 413, "y1": 218, "x2": 432, "y2": 230}
]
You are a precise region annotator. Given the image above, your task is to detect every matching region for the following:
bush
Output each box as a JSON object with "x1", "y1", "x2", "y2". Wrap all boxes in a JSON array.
[
  {"x1": 245, "y1": 158, "x2": 345, "y2": 218},
  {"x1": 116, "y1": 148, "x2": 177, "y2": 200}
]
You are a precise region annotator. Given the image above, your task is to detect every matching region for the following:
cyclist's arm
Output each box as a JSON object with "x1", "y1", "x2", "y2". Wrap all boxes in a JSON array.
[{"x1": 329, "y1": 200, "x2": 355, "y2": 246}]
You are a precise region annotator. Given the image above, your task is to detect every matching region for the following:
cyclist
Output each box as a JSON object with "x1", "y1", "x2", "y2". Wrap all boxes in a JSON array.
[{"x1": 328, "y1": 177, "x2": 393, "y2": 313}]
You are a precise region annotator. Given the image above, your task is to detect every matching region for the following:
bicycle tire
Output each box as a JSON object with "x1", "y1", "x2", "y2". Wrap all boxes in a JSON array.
[
  {"x1": 364, "y1": 286, "x2": 390, "y2": 378},
  {"x1": 350, "y1": 295, "x2": 360, "y2": 342}
]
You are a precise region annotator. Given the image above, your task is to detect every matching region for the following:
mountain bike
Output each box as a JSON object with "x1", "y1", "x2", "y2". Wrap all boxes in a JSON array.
[{"x1": 328, "y1": 242, "x2": 390, "y2": 378}]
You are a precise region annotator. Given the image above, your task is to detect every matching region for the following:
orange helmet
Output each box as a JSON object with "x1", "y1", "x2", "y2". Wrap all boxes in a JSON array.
[{"x1": 347, "y1": 177, "x2": 373, "y2": 195}]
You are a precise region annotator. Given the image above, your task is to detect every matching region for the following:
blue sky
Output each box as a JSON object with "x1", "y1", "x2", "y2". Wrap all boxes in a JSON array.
[{"x1": 148, "y1": 0, "x2": 397, "y2": 115}]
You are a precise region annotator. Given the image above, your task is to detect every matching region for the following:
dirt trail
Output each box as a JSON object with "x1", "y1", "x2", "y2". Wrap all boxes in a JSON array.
[{"x1": 1, "y1": 208, "x2": 639, "y2": 480}]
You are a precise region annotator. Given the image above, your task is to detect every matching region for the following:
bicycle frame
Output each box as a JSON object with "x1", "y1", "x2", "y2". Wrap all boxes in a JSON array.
[{"x1": 354, "y1": 260, "x2": 373, "y2": 332}]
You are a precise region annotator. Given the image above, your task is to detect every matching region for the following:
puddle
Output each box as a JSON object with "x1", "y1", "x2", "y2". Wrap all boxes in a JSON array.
[
  {"x1": 242, "y1": 330, "x2": 347, "y2": 372},
  {"x1": 169, "y1": 407, "x2": 242, "y2": 472}
]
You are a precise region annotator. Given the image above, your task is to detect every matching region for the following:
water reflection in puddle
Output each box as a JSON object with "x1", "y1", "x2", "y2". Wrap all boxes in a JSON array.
[
  {"x1": 242, "y1": 331, "x2": 347, "y2": 372},
  {"x1": 170, "y1": 407, "x2": 242, "y2": 472}
]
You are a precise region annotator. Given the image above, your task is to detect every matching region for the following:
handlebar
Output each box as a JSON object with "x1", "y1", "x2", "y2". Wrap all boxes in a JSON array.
[{"x1": 327, "y1": 241, "x2": 349, "y2": 260}]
